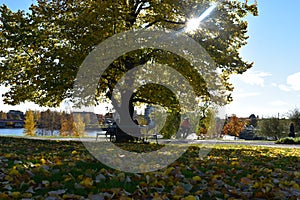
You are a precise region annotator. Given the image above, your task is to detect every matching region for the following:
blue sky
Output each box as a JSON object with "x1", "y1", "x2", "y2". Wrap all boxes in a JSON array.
[
  {"x1": 227, "y1": 0, "x2": 300, "y2": 118},
  {"x1": 0, "y1": 0, "x2": 300, "y2": 118}
]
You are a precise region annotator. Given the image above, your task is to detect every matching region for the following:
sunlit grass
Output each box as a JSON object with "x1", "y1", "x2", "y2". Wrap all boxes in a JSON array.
[{"x1": 0, "y1": 137, "x2": 299, "y2": 199}]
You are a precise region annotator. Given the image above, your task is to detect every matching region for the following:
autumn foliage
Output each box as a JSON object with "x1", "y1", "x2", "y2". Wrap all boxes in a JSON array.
[
  {"x1": 223, "y1": 115, "x2": 245, "y2": 137},
  {"x1": 24, "y1": 110, "x2": 36, "y2": 136},
  {"x1": 0, "y1": 137, "x2": 299, "y2": 199}
]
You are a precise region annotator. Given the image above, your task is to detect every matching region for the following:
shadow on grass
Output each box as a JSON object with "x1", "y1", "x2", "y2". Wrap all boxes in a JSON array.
[{"x1": 0, "y1": 137, "x2": 299, "y2": 199}]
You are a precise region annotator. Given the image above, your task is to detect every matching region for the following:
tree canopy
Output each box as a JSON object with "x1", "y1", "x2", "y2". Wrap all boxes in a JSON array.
[{"x1": 0, "y1": 0, "x2": 258, "y2": 117}]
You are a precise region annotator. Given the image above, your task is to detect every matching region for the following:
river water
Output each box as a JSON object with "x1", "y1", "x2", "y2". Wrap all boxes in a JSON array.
[{"x1": 0, "y1": 128, "x2": 101, "y2": 137}]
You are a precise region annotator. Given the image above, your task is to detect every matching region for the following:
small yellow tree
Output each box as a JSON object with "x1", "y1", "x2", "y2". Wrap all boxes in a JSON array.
[
  {"x1": 223, "y1": 115, "x2": 245, "y2": 137},
  {"x1": 24, "y1": 110, "x2": 36, "y2": 136},
  {"x1": 0, "y1": 111, "x2": 7, "y2": 119},
  {"x1": 60, "y1": 114, "x2": 85, "y2": 136},
  {"x1": 74, "y1": 115, "x2": 85, "y2": 137},
  {"x1": 60, "y1": 114, "x2": 74, "y2": 136}
]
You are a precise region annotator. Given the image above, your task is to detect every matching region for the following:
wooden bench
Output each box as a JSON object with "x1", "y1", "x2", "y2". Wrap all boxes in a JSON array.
[
  {"x1": 96, "y1": 131, "x2": 109, "y2": 141},
  {"x1": 96, "y1": 125, "x2": 158, "y2": 144}
]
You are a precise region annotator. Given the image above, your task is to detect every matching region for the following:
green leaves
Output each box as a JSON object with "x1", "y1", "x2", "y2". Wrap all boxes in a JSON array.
[{"x1": 0, "y1": 0, "x2": 258, "y2": 110}]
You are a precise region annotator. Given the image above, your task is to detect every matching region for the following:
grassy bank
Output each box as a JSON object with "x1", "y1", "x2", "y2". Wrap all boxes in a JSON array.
[{"x1": 0, "y1": 137, "x2": 299, "y2": 199}]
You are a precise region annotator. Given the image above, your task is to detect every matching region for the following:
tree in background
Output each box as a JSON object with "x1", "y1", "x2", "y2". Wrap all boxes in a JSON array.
[
  {"x1": 223, "y1": 115, "x2": 245, "y2": 137},
  {"x1": 288, "y1": 108, "x2": 300, "y2": 133},
  {"x1": 24, "y1": 110, "x2": 36, "y2": 136},
  {"x1": 196, "y1": 108, "x2": 217, "y2": 138},
  {"x1": 248, "y1": 114, "x2": 258, "y2": 127},
  {"x1": 60, "y1": 113, "x2": 74, "y2": 136},
  {"x1": 73, "y1": 115, "x2": 86, "y2": 137},
  {"x1": 160, "y1": 111, "x2": 180, "y2": 139},
  {"x1": 39, "y1": 110, "x2": 61, "y2": 135},
  {"x1": 257, "y1": 117, "x2": 285, "y2": 140},
  {"x1": 84, "y1": 113, "x2": 91, "y2": 126},
  {"x1": 147, "y1": 105, "x2": 168, "y2": 135},
  {"x1": 33, "y1": 111, "x2": 41, "y2": 125},
  {"x1": 0, "y1": 0, "x2": 258, "y2": 136},
  {"x1": 0, "y1": 111, "x2": 7, "y2": 120}
]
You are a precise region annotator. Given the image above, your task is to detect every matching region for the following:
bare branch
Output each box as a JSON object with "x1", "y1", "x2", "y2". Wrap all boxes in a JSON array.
[
  {"x1": 144, "y1": 18, "x2": 185, "y2": 29},
  {"x1": 163, "y1": 19, "x2": 186, "y2": 25},
  {"x1": 144, "y1": 20, "x2": 160, "y2": 29}
]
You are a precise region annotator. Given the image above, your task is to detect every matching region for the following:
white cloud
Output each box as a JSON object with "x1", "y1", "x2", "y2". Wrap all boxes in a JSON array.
[
  {"x1": 278, "y1": 72, "x2": 300, "y2": 92},
  {"x1": 231, "y1": 70, "x2": 272, "y2": 87},
  {"x1": 271, "y1": 83, "x2": 278, "y2": 87},
  {"x1": 278, "y1": 84, "x2": 291, "y2": 92},
  {"x1": 270, "y1": 100, "x2": 289, "y2": 106},
  {"x1": 287, "y1": 72, "x2": 300, "y2": 91}
]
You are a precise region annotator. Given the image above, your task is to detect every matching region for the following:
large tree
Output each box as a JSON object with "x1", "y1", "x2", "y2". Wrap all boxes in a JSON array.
[{"x1": 0, "y1": 0, "x2": 258, "y2": 137}]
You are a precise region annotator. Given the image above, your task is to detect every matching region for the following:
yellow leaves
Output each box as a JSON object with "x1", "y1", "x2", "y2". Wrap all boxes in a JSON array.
[
  {"x1": 71, "y1": 150, "x2": 78, "y2": 155},
  {"x1": 54, "y1": 159, "x2": 62, "y2": 165},
  {"x1": 117, "y1": 172, "x2": 126, "y2": 182},
  {"x1": 64, "y1": 177, "x2": 73, "y2": 182},
  {"x1": 278, "y1": 180, "x2": 300, "y2": 191},
  {"x1": 152, "y1": 192, "x2": 163, "y2": 200},
  {"x1": 22, "y1": 193, "x2": 33, "y2": 198},
  {"x1": 80, "y1": 177, "x2": 93, "y2": 188},
  {"x1": 230, "y1": 161, "x2": 239, "y2": 166},
  {"x1": 8, "y1": 169, "x2": 20, "y2": 176},
  {"x1": 68, "y1": 161, "x2": 76, "y2": 167},
  {"x1": 0, "y1": 193, "x2": 9, "y2": 199},
  {"x1": 4, "y1": 153, "x2": 17, "y2": 159},
  {"x1": 240, "y1": 177, "x2": 253, "y2": 185},
  {"x1": 182, "y1": 195, "x2": 197, "y2": 200},
  {"x1": 173, "y1": 185, "x2": 185, "y2": 195},
  {"x1": 292, "y1": 183, "x2": 300, "y2": 190},
  {"x1": 139, "y1": 181, "x2": 148, "y2": 187},
  {"x1": 262, "y1": 183, "x2": 274, "y2": 193},
  {"x1": 4, "y1": 175, "x2": 13, "y2": 181},
  {"x1": 100, "y1": 168, "x2": 106, "y2": 173},
  {"x1": 253, "y1": 180, "x2": 275, "y2": 193},
  {"x1": 42, "y1": 180, "x2": 50, "y2": 188},
  {"x1": 246, "y1": 174, "x2": 253, "y2": 179},
  {"x1": 212, "y1": 174, "x2": 222, "y2": 180},
  {"x1": 28, "y1": 179, "x2": 36, "y2": 185},
  {"x1": 253, "y1": 181, "x2": 261, "y2": 189},
  {"x1": 294, "y1": 171, "x2": 300, "y2": 178},
  {"x1": 164, "y1": 167, "x2": 174, "y2": 175},
  {"x1": 192, "y1": 175, "x2": 201, "y2": 182},
  {"x1": 10, "y1": 191, "x2": 21, "y2": 198},
  {"x1": 40, "y1": 158, "x2": 47, "y2": 164},
  {"x1": 0, "y1": 137, "x2": 300, "y2": 199}
]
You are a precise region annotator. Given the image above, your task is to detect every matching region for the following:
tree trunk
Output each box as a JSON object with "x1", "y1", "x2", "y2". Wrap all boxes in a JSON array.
[{"x1": 111, "y1": 89, "x2": 139, "y2": 142}]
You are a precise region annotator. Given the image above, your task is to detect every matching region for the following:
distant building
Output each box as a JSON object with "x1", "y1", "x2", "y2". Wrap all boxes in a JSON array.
[
  {"x1": 144, "y1": 105, "x2": 153, "y2": 123},
  {"x1": 7, "y1": 110, "x2": 24, "y2": 120},
  {"x1": 239, "y1": 114, "x2": 258, "y2": 140},
  {"x1": 0, "y1": 122, "x2": 6, "y2": 128}
]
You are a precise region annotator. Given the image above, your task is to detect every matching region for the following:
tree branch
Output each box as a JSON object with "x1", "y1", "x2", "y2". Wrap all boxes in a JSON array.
[
  {"x1": 163, "y1": 19, "x2": 186, "y2": 25},
  {"x1": 144, "y1": 20, "x2": 160, "y2": 29},
  {"x1": 135, "y1": 0, "x2": 148, "y2": 16},
  {"x1": 144, "y1": 19, "x2": 186, "y2": 29}
]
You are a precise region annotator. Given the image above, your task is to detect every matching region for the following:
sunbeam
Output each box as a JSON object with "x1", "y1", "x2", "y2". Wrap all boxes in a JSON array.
[{"x1": 185, "y1": 2, "x2": 217, "y2": 33}]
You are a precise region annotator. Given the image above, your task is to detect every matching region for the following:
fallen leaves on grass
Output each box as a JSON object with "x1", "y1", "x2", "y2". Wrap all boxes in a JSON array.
[{"x1": 0, "y1": 137, "x2": 299, "y2": 199}]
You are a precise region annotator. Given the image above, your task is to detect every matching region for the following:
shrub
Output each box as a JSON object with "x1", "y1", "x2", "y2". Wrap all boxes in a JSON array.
[{"x1": 276, "y1": 137, "x2": 300, "y2": 144}]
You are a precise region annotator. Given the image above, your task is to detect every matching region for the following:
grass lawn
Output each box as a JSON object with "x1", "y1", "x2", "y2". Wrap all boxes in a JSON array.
[{"x1": 0, "y1": 137, "x2": 299, "y2": 199}]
